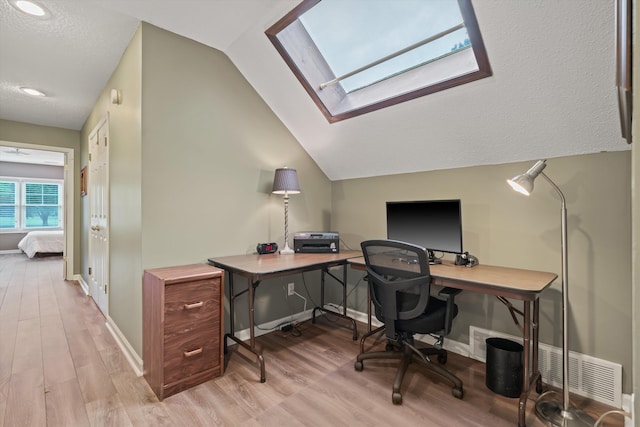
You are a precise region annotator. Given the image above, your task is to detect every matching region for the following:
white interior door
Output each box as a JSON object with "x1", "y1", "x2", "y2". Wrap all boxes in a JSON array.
[{"x1": 88, "y1": 117, "x2": 109, "y2": 316}]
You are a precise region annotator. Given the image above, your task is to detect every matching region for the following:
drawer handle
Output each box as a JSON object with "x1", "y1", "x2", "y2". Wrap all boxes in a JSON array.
[
  {"x1": 184, "y1": 301, "x2": 204, "y2": 310},
  {"x1": 183, "y1": 348, "x2": 203, "y2": 358}
]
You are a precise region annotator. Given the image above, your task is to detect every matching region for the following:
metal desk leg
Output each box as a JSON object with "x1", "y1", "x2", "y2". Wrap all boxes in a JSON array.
[
  {"x1": 224, "y1": 272, "x2": 235, "y2": 355},
  {"x1": 312, "y1": 264, "x2": 358, "y2": 340},
  {"x1": 518, "y1": 301, "x2": 532, "y2": 427},
  {"x1": 224, "y1": 273, "x2": 266, "y2": 382},
  {"x1": 533, "y1": 298, "x2": 542, "y2": 393}
]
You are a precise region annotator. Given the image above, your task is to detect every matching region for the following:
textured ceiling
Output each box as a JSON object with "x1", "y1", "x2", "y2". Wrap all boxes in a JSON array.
[
  {"x1": 0, "y1": 0, "x2": 139, "y2": 130},
  {"x1": 0, "y1": 0, "x2": 630, "y2": 180}
]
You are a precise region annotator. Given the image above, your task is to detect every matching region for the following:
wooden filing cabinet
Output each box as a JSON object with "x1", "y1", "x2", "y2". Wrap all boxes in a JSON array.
[{"x1": 143, "y1": 263, "x2": 224, "y2": 400}]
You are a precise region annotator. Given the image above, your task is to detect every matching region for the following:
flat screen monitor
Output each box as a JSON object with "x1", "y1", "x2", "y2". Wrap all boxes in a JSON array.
[{"x1": 386, "y1": 199, "x2": 463, "y2": 263}]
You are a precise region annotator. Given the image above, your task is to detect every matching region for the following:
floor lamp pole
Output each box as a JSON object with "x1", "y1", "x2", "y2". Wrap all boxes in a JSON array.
[
  {"x1": 271, "y1": 167, "x2": 300, "y2": 255},
  {"x1": 280, "y1": 193, "x2": 294, "y2": 254},
  {"x1": 534, "y1": 172, "x2": 594, "y2": 427}
]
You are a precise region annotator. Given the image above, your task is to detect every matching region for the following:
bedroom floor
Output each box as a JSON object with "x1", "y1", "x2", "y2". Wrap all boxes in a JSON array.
[{"x1": 0, "y1": 253, "x2": 627, "y2": 427}]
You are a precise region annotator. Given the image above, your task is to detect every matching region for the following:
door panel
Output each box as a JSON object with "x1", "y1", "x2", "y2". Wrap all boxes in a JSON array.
[{"x1": 88, "y1": 118, "x2": 109, "y2": 316}]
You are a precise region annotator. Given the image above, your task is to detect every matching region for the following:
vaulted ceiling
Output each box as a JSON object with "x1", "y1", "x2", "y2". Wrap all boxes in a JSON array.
[{"x1": 0, "y1": 0, "x2": 630, "y2": 180}]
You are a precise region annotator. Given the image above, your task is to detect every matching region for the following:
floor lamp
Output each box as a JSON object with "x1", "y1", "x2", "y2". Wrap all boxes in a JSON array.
[
  {"x1": 272, "y1": 167, "x2": 300, "y2": 255},
  {"x1": 507, "y1": 160, "x2": 595, "y2": 427}
]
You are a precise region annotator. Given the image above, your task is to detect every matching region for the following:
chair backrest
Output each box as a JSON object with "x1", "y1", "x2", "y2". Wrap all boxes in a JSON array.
[{"x1": 360, "y1": 239, "x2": 432, "y2": 340}]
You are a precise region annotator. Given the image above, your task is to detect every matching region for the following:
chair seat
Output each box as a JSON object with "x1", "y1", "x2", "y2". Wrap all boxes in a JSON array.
[{"x1": 374, "y1": 294, "x2": 458, "y2": 335}]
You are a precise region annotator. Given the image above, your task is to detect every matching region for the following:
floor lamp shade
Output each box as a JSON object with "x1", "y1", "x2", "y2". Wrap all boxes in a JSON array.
[
  {"x1": 507, "y1": 159, "x2": 547, "y2": 196},
  {"x1": 272, "y1": 167, "x2": 300, "y2": 194},
  {"x1": 272, "y1": 167, "x2": 300, "y2": 255},
  {"x1": 507, "y1": 160, "x2": 595, "y2": 427}
]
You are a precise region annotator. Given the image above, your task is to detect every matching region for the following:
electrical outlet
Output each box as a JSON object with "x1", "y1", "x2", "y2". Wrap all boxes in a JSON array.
[{"x1": 287, "y1": 282, "x2": 295, "y2": 296}]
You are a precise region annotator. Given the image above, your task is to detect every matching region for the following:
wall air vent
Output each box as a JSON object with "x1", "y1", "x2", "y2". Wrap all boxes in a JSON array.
[{"x1": 470, "y1": 326, "x2": 622, "y2": 408}]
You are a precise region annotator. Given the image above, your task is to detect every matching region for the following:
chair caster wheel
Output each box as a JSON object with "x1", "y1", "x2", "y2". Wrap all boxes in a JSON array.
[
  {"x1": 452, "y1": 387, "x2": 463, "y2": 399},
  {"x1": 437, "y1": 352, "x2": 447, "y2": 364},
  {"x1": 354, "y1": 361, "x2": 363, "y2": 371},
  {"x1": 392, "y1": 392, "x2": 402, "y2": 404}
]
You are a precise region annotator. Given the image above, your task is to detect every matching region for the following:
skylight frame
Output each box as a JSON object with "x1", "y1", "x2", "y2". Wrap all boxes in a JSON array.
[{"x1": 266, "y1": 0, "x2": 492, "y2": 123}]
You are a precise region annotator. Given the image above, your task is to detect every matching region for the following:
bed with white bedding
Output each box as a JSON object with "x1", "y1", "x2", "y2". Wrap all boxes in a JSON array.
[{"x1": 18, "y1": 230, "x2": 64, "y2": 258}]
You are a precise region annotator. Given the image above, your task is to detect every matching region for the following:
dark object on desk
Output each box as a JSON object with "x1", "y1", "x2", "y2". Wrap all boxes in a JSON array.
[
  {"x1": 455, "y1": 251, "x2": 479, "y2": 268},
  {"x1": 293, "y1": 231, "x2": 339, "y2": 253},
  {"x1": 485, "y1": 338, "x2": 523, "y2": 398},
  {"x1": 256, "y1": 242, "x2": 278, "y2": 254},
  {"x1": 355, "y1": 240, "x2": 464, "y2": 404}
]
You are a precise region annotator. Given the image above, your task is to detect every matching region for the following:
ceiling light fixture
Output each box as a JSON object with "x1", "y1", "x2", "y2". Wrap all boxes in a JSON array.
[
  {"x1": 11, "y1": 0, "x2": 48, "y2": 17},
  {"x1": 20, "y1": 87, "x2": 46, "y2": 97}
]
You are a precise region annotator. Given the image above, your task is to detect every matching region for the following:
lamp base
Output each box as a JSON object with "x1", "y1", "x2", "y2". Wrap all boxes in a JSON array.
[
  {"x1": 535, "y1": 393, "x2": 595, "y2": 427},
  {"x1": 280, "y1": 242, "x2": 295, "y2": 255}
]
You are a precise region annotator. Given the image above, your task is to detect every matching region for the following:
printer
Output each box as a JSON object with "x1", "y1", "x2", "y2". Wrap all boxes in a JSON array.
[{"x1": 293, "y1": 232, "x2": 339, "y2": 253}]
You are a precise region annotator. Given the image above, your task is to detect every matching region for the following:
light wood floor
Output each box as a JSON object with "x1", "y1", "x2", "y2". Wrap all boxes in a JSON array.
[{"x1": 0, "y1": 254, "x2": 625, "y2": 426}]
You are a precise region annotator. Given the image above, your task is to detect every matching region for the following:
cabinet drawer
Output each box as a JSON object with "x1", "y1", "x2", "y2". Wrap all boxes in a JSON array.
[
  {"x1": 163, "y1": 327, "x2": 220, "y2": 384},
  {"x1": 165, "y1": 277, "x2": 219, "y2": 306},
  {"x1": 164, "y1": 278, "x2": 220, "y2": 335}
]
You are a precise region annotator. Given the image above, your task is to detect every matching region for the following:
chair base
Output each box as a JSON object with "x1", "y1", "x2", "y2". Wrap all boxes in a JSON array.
[{"x1": 355, "y1": 327, "x2": 463, "y2": 404}]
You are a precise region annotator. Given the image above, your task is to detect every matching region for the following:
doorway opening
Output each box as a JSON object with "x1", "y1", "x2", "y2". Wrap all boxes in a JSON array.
[{"x1": 0, "y1": 141, "x2": 75, "y2": 280}]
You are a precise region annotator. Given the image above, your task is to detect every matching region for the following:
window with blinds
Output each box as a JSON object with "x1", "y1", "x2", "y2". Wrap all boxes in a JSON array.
[
  {"x1": 266, "y1": 0, "x2": 492, "y2": 123},
  {"x1": 0, "y1": 178, "x2": 63, "y2": 231}
]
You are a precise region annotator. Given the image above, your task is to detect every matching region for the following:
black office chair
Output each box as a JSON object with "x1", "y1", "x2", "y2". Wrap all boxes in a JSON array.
[{"x1": 355, "y1": 239, "x2": 463, "y2": 404}]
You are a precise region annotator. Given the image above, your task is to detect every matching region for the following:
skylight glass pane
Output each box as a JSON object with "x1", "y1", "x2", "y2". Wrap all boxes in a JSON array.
[
  {"x1": 266, "y1": 0, "x2": 491, "y2": 122},
  {"x1": 299, "y1": 0, "x2": 467, "y2": 92}
]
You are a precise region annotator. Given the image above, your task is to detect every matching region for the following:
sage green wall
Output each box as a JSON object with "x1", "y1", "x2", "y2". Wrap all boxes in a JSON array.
[
  {"x1": 0, "y1": 119, "x2": 81, "y2": 270},
  {"x1": 81, "y1": 26, "x2": 143, "y2": 356},
  {"x1": 139, "y1": 23, "x2": 332, "y2": 344},
  {"x1": 332, "y1": 151, "x2": 633, "y2": 392},
  {"x1": 78, "y1": 23, "x2": 332, "y2": 358}
]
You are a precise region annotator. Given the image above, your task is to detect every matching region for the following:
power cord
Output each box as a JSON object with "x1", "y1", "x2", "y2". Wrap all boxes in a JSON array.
[
  {"x1": 264, "y1": 267, "x2": 367, "y2": 334},
  {"x1": 279, "y1": 320, "x2": 302, "y2": 337},
  {"x1": 319, "y1": 272, "x2": 366, "y2": 324},
  {"x1": 594, "y1": 409, "x2": 630, "y2": 426}
]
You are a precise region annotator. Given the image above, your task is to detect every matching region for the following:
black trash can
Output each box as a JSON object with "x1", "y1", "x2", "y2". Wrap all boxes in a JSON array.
[{"x1": 485, "y1": 338, "x2": 523, "y2": 398}]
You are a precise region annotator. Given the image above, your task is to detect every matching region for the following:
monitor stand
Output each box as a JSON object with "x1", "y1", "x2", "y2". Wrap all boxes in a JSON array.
[{"x1": 428, "y1": 250, "x2": 442, "y2": 265}]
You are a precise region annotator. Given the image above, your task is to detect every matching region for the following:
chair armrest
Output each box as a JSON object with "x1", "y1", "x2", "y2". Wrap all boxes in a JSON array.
[
  {"x1": 438, "y1": 287, "x2": 462, "y2": 335},
  {"x1": 438, "y1": 287, "x2": 462, "y2": 298}
]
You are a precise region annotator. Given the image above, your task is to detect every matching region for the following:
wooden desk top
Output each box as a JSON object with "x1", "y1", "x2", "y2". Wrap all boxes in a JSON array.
[
  {"x1": 349, "y1": 257, "x2": 557, "y2": 300},
  {"x1": 208, "y1": 251, "x2": 361, "y2": 281}
]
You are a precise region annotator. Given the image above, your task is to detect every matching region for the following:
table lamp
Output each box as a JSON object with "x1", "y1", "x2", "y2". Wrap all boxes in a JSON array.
[
  {"x1": 507, "y1": 160, "x2": 595, "y2": 427},
  {"x1": 272, "y1": 167, "x2": 300, "y2": 255}
]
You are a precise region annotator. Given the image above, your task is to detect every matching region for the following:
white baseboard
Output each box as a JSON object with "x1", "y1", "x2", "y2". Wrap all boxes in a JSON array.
[
  {"x1": 105, "y1": 316, "x2": 144, "y2": 377},
  {"x1": 0, "y1": 249, "x2": 22, "y2": 254},
  {"x1": 621, "y1": 393, "x2": 634, "y2": 427},
  {"x1": 69, "y1": 275, "x2": 143, "y2": 377},
  {"x1": 75, "y1": 274, "x2": 89, "y2": 295},
  {"x1": 226, "y1": 308, "x2": 317, "y2": 343}
]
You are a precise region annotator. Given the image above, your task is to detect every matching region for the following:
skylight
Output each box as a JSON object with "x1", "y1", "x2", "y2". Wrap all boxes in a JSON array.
[{"x1": 266, "y1": 0, "x2": 492, "y2": 123}]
